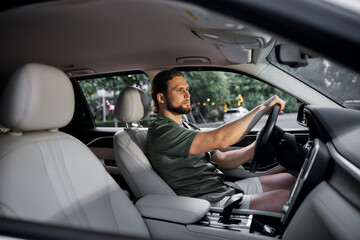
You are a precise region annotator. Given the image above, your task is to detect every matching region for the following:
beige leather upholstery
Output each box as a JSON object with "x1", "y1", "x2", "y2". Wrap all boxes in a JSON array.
[
  {"x1": 114, "y1": 86, "x2": 149, "y2": 123},
  {"x1": 0, "y1": 64, "x2": 150, "y2": 238},
  {"x1": 0, "y1": 63, "x2": 74, "y2": 132},
  {"x1": 113, "y1": 87, "x2": 176, "y2": 198}
]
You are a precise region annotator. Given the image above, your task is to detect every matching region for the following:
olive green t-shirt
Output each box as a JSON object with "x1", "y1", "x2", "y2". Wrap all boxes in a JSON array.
[{"x1": 145, "y1": 115, "x2": 235, "y2": 203}]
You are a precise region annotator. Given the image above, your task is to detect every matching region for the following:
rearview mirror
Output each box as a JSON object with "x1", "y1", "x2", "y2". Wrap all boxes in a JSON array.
[
  {"x1": 343, "y1": 100, "x2": 360, "y2": 110},
  {"x1": 275, "y1": 44, "x2": 308, "y2": 67}
]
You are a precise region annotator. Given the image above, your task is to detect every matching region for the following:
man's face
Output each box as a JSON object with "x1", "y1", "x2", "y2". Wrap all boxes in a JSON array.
[{"x1": 165, "y1": 76, "x2": 192, "y2": 114}]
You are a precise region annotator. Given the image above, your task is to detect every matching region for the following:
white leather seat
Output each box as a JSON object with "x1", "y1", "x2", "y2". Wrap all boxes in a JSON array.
[
  {"x1": 0, "y1": 63, "x2": 150, "y2": 238},
  {"x1": 113, "y1": 87, "x2": 176, "y2": 199}
]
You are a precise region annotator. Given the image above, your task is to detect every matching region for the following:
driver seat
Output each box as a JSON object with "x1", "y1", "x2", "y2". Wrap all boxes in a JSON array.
[{"x1": 113, "y1": 87, "x2": 176, "y2": 199}]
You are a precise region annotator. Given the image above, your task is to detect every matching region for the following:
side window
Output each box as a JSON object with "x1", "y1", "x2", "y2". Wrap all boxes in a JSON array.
[
  {"x1": 77, "y1": 73, "x2": 153, "y2": 127},
  {"x1": 77, "y1": 70, "x2": 302, "y2": 130},
  {"x1": 182, "y1": 71, "x2": 302, "y2": 130}
]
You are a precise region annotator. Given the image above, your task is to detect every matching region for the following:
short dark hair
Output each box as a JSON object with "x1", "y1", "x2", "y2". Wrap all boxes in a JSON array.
[{"x1": 151, "y1": 69, "x2": 184, "y2": 113}]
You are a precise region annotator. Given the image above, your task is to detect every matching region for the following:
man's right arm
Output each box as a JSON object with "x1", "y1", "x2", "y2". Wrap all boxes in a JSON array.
[{"x1": 188, "y1": 96, "x2": 285, "y2": 155}]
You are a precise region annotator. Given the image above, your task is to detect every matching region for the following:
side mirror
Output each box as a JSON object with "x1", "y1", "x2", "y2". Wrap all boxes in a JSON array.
[
  {"x1": 276, "y1": 44, "x2": 308, "y2": 67},
  {"x1": 296, "y1": 103, "x2": 308, "y2": 127}
]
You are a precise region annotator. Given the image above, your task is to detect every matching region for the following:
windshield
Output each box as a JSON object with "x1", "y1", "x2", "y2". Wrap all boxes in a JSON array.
[{"x1": 267, "y1": 43, "x2": 360, "y2": 110}]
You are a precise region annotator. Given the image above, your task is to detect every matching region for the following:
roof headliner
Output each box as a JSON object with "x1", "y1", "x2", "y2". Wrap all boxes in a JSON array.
[{"x1": 0, "y1": 0, "x2": 272, "y2": 80}]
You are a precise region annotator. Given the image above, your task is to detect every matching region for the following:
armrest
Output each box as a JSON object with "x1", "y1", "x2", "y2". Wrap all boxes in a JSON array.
[
  {"x1": 210, "y1": 206, "x2": 284, "y2": 218},
  {"x1": 135, "y1": 194, "x2": 210, "y2": 224}
]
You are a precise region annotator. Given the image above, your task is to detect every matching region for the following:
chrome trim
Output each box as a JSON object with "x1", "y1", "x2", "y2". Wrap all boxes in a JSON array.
[
  {"x1": 287, "y1": 139, "x2": 319, "y2": 204},
  {"x1": 303, "y1": 140, "x2": 320, "y2": 180},
  {"x1": 86, "y1": 136, "x2": 113, "y2": 146}
]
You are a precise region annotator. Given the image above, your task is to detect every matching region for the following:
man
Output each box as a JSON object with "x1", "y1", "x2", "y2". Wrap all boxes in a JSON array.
[{"x1": 145, "y1": 69, "x2": 296, "y2": 212}]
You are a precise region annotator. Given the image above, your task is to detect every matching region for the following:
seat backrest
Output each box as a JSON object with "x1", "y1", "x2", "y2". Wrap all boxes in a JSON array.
[
  {"x1": 0, "y1": 63, "x2": 150, "y2": 238},
  {"x1": 113, "y1": 87, "x2": 176, "y2": 199}
]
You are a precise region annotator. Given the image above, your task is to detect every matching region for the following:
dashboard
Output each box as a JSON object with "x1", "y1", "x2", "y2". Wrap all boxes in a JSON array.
[{"x1": 280, "y1": 105, "x2": 360, "y2": 238}]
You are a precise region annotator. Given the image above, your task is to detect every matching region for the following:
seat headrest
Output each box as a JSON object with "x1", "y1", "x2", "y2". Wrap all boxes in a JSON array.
[
  {"x1": 0, "y1": 63, "x2": 75, "y2": 132},
  {"x1": 114, "y1": 86, "x2": 149, "y2": 123}
]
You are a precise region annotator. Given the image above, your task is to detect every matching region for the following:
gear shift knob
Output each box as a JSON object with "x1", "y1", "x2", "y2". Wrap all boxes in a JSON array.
[{"x1": 221, "y1": 193, "x2": 243, "y2": 224}]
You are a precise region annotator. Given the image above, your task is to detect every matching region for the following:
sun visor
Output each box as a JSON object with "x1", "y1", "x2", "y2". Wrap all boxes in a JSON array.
[
  {"x1": 191, "y1": 29, "x2": 268, "y2": 63},
  {"x1": 218, "y1": 46, "x2": 251, "y2": 63}
]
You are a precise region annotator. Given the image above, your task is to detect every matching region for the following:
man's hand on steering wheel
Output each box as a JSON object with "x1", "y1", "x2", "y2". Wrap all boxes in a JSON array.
[
  {"x1": 261, "y1": 95, "x2": 286, "y2": 115},
  {"x1": 249, "y1": 96, "x2": 286, "y2": 172}
]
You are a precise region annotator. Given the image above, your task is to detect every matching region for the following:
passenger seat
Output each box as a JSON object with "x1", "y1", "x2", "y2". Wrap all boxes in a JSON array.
[
  {"x1": 113, "y1": 86, "x2": 177, "y2": 199},
  {"x1": 0, "y1": 63, "x2": 150, "y2": 238}
]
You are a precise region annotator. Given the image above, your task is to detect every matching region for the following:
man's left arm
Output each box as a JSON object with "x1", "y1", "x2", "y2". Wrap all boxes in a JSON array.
[{"x1": 211, "y1": 141, "x2": 256, "y2": 169}]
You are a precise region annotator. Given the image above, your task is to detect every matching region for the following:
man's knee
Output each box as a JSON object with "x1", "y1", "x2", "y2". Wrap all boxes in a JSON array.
[
  {"x1": 258, "y1": 173, "x2": 294, "y2": 192},
  {"x1": 283, "y1": 172, "x2": 296, "y2": 190},
  {"x1": 249, "y1": 189, "x2": 290, "y2": 212}
]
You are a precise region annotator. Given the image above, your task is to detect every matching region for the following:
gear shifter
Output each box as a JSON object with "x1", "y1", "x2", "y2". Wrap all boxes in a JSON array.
[{"x1": 221, "y1": 193, "x2": 243, "y2": 224}]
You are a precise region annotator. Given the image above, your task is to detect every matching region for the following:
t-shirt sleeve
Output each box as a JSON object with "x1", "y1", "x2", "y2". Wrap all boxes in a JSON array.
[{"x1": 151, "y1": 123, "x2": 198, "y2": 157}]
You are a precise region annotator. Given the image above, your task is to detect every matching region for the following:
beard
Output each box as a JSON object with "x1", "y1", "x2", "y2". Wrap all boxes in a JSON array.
[{"x1": 165, "y1": 95, "x2": 192, "y2": 114}]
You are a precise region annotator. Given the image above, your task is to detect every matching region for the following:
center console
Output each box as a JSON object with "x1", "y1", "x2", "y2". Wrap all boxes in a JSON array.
[
  {"x1": 194, "y1": 207, "x2": 284, "y2": 237},
  {"x1": 136, "y1": 194, "x2": 284, "y2": 239}
]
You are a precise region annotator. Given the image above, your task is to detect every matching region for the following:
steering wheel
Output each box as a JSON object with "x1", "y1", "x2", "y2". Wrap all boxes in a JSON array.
[{"x1": 249, "y1": 104, "x2": 284, "y2": 172}]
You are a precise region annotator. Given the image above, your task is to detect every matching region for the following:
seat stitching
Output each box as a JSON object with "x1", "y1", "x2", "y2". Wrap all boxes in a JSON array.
[
  {"x1": 39, "y1": 141, "x2": 72, "y2": 225},
  {"x1": 105, "y1": 174, "x2": 121, "y2": 234},
  {"x1": 56, "y1": 140, "x2": 91, "y2": 228},
  {"x1": 0, "y1": 202, "x2": 20, "y2": 218},
  {"x1": 40, "y1": 140, "x2": 91, "y2": 228}
]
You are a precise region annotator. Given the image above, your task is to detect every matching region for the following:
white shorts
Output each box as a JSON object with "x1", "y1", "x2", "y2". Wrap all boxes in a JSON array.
[{"x1": 211, "y1": 177, "x2": 263, "y2": 209}]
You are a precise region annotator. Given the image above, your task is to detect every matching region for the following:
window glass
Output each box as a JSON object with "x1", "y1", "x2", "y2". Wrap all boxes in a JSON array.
[
  {"x1": 78, "y1": 70, "x2": 302, "y2": 130},
  {"x1": 77, "y1": 73, "x2": 152, "y2": 127},
  {"x1": 182, "y1": 71, "x2": 303, "y2": 130},
  {"x1": 267, "y1": 42, "x2": 360, "y2": 110}
]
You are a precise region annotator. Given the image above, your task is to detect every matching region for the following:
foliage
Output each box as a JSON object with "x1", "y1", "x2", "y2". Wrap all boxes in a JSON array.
[
  {"x1": 78, "y1": 73, "x2": 151, "y2": 124},
  {"x1": 183, "y1": 71, "x2": 230, "y2": 123},
  {"x1": 183, "y1": 71, "x2": 301, "y2": 122},
  {"x1": 223, "y1": 72, "x2": 301, "y2": 113}
]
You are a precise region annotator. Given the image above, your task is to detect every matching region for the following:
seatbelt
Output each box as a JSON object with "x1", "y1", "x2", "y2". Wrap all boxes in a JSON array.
[{"x1": 182, "y1": 120, "x2": 200, "y2": 131}]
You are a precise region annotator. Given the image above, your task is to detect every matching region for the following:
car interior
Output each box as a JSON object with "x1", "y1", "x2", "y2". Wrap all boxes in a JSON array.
[{"x1": 0, "y1": 0, "x2": 359, "y2": 240}]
